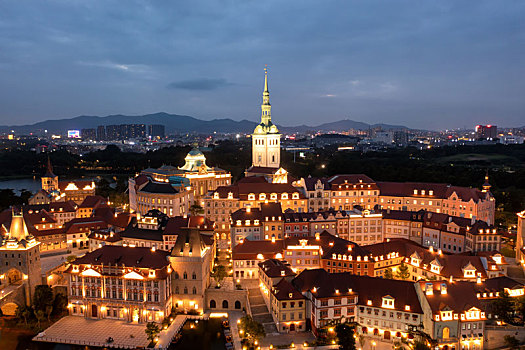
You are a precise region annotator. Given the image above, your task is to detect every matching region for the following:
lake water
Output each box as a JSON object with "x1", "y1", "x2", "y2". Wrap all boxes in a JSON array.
[{"x1": 0, "y1": 178, "x2": 41, "y2": 194}]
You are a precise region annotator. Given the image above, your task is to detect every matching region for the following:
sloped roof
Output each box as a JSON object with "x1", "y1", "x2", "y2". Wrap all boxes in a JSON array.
[
  {"x1": 232, "y1": 239, "x2": 285, "y2": 260},
  {"x1": 171, "y1": 227, "x2": 207, "y2": 257},
  {"x1": 140, "y1": 181, "x2": 179, "y2": 194},
  {"x1": 259, "y1": 259, "x2": 295, "y2": 278},
  {"x1": 71, "y1": 245, "x2": 170, "y2": 269},
  {"x1": 418, "y1": 281, "x2": 483, "y2": 313}
]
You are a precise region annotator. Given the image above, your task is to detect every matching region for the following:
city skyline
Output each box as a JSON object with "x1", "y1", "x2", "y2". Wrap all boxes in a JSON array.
[{"x1": 0, "y1": 1, "x2": 524, "y2": 130}]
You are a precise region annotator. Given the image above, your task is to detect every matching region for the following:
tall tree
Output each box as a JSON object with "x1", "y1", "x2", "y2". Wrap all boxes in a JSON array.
[
  {"x1": 33, "y1": 285, "x2": 53, "y2": 312},
  {"x1": 493, "y1": 291, "x2": 514, "y2": 324},
  {"x1": 383, "y1": 268, "x2": 394, "y2": 279},
  {"x1": 239, "y1": 315, "x2": 266, "y2": 345},
  {"x1": 395, "y1": 262, "x2": 411, "y2": 280},
  {"x1": 335, "y1": 323, "x2": 356, "y2": 350},
  {"x1": 212, "y1": 264, "x2": 228, "y2": 287},
  {"x1": 145, "y1": 322, "x2": 160, "y2": 343}
]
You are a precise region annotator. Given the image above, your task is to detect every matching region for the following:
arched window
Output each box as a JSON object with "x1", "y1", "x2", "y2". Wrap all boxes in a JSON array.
[
  {"x1": 184, "y1": 287, "x2": 188, "y2": 294},
  {"x1": 192, "y1": 287, "x2": 197, "y2": 295},
  {"x1": 235, "y1": 301, "x2": 241, "y2": 309},
  {"x1": 192, "y1": 272, "x2": 197, "y2": 280},
  {"x1": 210, "y1": 300, "x2": 216, "y2": 308},
  {"x1": 174, "y1": 272, "x2": 179, "y2": 279},
  {"x1": 222, "y1": 300, "x2": 229, "y2": 309},
  {"x1": 183, "y1": 272, "x2": 187, "y2": 279},
  {"x1": 175, "y1": 286, "x2": 179, "y2": 294}
]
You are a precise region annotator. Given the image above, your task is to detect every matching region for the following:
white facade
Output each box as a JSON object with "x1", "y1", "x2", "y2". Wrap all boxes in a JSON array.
[{"x1": 252, "y1": 68, "x2": 281, "y2": 168}]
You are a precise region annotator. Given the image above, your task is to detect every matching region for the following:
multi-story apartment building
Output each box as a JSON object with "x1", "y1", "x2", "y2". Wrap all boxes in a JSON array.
[
  {"x1": 292, "y1": 269, "x2": 358, "y2": 334},
  {"x1": 378, "y1": 180, "x2": 495, "y2": 225},
  {"x1": 416, "y1": 281, "x2": 486, "y2": 350},
  {"x1": 298, "y1": 177, "x2": 331, "y2": 212},
  {"x1": 292, "y1": 269, "x2": 423, "y2": 340},
  {"x1": 297, "y1": 175, "x2": 495, "y2": 225},
  {"x1": 230, "y1": 202, "x2": 283, "y2": 246},
  {"x1": 382, "y1": 209, "x2": 425, "y2": 244},
  {"x1": 258, "y1": 259, "x2": 305, "y2": 333},
  {"x1": 95, "y1": 210, "x2": 214, "y2": 252},
  {"x1": 365, "y1": 239, "x2": 506, "y2": 281},
  {"x1": 64, "y1": 245, "x2": 173, "y2": 323},
  {"x1": 204, "y1": 177, "x2": 307, "y2": 247},
  {"x1": 128, "y1": 175, "x2": 193, "y2": 217}
]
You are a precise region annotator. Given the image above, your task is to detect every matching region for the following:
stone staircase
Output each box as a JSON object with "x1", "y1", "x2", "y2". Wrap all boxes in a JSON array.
[{"x1": 248, "y1": 288, "x2": 278, "y2": 334}]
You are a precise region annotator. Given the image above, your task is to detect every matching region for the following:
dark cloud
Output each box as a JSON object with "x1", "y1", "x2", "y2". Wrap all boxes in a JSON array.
[
  {"x1": 167, "y1": 78, "x2": 233, "y2": 91},
  {"x1": 0, "y1": 1, "x2": 524, "y2": 129}
]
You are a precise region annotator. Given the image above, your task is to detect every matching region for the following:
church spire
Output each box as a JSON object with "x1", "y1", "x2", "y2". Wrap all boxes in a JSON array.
[
  {"x1": 482, "y1": 170, "x2": 491, "y2": 193},
  {"x1": 261, "y1": 65, "x2": 271, "y2": 125},
  {"x1": 45, "y1": 155, "x2": 56, "y2": 178}
]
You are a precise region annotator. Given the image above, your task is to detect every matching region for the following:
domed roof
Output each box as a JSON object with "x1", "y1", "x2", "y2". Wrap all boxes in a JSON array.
[
  {"x1": 253, "y1": 121, "x2": 279, "y2": 135},
  {"x1": 188, "y1": 148, "x2": 204, "y2": 157}
]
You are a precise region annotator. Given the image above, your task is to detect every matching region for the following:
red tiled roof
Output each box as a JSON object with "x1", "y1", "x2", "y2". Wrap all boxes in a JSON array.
[{"x1": 232, "y1": 239, "x2": 285, "y2": 261}]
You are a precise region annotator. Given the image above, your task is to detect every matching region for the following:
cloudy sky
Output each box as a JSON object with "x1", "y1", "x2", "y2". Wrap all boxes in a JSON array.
[{"x1": 0, "y1": 1, "x2": 524, "y2": 130}]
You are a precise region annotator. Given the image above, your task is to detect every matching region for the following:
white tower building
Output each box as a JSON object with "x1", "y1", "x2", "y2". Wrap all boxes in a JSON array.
[{"x1": 251, "y1": 68, "x2": 281, "y2": 169}]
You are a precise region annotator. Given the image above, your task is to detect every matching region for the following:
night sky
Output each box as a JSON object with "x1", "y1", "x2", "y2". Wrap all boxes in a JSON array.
[{"x1": 0, "y1": 1, "x2": 524, "y2": 130}]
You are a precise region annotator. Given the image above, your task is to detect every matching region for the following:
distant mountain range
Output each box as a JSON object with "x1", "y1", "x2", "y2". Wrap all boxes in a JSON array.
[{"x1": 0, "y1": 112, "x2": 409, "y2": 134}]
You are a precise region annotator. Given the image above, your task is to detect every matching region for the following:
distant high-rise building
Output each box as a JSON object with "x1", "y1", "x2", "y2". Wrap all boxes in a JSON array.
[
  {"x1": 148, "y1": 124, "x2": 165, "y2": 139},
  {"x1": 81, "y1": 128, "x2": 96, "y2": 140},
  {"x1": 125, "y1": 124, "x2": 146, "y2": 139},
  {"x1": 475, "y1": 125, "x2": 497, "y2": 139},
  {"x1": 105, "y1": 125, "x2": 121, "y2": 140},
  {"x1": 393, "y1": 130, "x2": 408, "y2": 146},
  {"x1": 96, "y1": 125, "x2": 106, "y2": 140}
]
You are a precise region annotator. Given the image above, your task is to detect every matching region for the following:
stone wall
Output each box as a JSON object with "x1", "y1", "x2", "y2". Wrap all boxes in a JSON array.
[{"x1": 205, "y1": 287, "x2": 248, "y2": 312}]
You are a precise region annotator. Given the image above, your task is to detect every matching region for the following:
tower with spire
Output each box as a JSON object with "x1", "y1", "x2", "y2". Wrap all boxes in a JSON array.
[
  {"x1": 251, "y1": 66, "x2": 281, "y2": 169},
  {"x1": 41, "y1": 156, "x2": 58, "y2": 192},
  {"x1": 482, "y1": 170, "x2": 491, "y2": 193}
]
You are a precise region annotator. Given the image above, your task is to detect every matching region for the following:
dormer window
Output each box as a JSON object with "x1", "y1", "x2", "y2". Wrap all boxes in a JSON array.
[
  {"x1": 421, "y1": 190, "x2": 425, "y2": 195},
  {"x1": 462, "y1": 264, "x2": 476, "y2": 278},
  {"x1": 282, "y1": 193, "x2": 289, "y2": 200},
  {"x1": 440, "y1": 310, "x2": 453, "y2": 321},
  {"x1": 281, "y1": 270, "x2": 285, "y2": 276},
  {"x1": 270, "y1": 193, "x2": 277, "y2": 200},
  {"x1": 148, "y1": 270, "x2": 156, "y2": 278},
  {"x1": 430, "y1": 260, "x2": 442, "y2": 274},
  {"x1": 405, "y1": 305, "x2": 410, "y2": 311},
  {"x1": 248, "y1": 193, "x2": 255, "y2": 201},
  {"x1": 227, "y1": 192, "x2": 233, "y2": 199},
  {"x1": 381, "y1": 296, "x2": 395, "y2": 309},
  {"x1": 259, "y1": 193, "x2": 266, "y2": 200},
  {"x1": 213, "y1": 192, "x2": 219, "y2": 199},
  {"x1": 425, "y1": 283, "x2": 433, "y2": 295},
  {"x1": 292, "y1": 193, "x2": 299, "y2": 199},
  {"x1": 414, "y1": 189, "x2": 418, "y2": 195}
]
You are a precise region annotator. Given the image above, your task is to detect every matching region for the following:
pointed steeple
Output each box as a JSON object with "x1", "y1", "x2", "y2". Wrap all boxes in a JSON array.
[
  {"x1": 261, "y1": 66, "x2": 272, "y2": 125},
  {"x1": 45, "y1": 155, "x2": 56, "y2": 178},
  {"x1": 8, "y1": 209, "x2": 29, "y2": 241}
]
